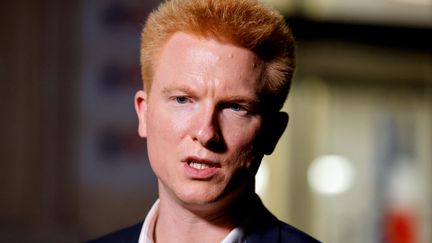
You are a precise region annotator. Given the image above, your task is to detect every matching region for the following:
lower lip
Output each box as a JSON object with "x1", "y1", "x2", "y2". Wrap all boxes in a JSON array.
[{"x1": 183, "y1": 162, "x2": 219, "y2": 179}]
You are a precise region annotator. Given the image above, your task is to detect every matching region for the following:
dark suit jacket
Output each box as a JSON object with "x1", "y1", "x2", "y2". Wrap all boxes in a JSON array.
[{"x1": 87, "y1": 195, "x2": 320, "y2": 243}]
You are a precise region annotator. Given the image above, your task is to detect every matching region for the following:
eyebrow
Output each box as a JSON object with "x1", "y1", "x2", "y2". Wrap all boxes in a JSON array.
[
  {"x1": 162, "y1": 85, "x2": 196, "y2": 96},
  {"x1": 223, "y1": 95, "x2": 260, "y2": 105}
]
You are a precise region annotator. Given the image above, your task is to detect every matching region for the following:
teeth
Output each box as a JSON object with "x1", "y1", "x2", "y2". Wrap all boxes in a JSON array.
[{"x1": 189, "y1": 161, "x2": 212, "y2": 169}]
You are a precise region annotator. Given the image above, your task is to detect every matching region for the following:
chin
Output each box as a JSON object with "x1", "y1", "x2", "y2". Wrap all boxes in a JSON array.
[
  {"x1": 177, "y1": 187, "x2": 223, "y2": 206},
  {"x1": 176, "y1": 183, "x2": 246, "y2": 211}
]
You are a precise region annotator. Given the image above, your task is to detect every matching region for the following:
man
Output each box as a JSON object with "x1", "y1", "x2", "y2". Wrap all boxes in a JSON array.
[{"x1": 89, "y1": 0, "x2": 319, "y2": 242}]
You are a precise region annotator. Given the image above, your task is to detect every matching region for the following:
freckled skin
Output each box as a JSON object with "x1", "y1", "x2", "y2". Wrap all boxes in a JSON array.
[{"x1": 135, "y1": 32, "x2": 266, "y2": 211}]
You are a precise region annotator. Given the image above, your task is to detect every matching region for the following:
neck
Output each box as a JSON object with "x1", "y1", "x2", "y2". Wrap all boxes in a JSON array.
[{"x1": 154, "y1": 182, "x2": 256, "y2": 243}]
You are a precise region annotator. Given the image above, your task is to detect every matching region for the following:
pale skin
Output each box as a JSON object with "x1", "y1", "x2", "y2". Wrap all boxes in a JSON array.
[{"x1": 135, "y1": 32, "x2": 287, "y2": 243}]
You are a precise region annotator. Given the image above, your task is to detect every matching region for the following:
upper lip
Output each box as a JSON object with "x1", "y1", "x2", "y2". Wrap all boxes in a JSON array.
[{"x1": 183, "y1": 156, "x2": 221, "y2": 168}]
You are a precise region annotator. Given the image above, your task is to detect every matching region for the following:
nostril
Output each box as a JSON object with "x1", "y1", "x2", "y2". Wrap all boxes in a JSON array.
[
  {"x1": 192, "y1": 125, "x2": 227, "y2": 152},
  {"x1": 191, "y1": 107, "x2": 225, "y2": 151}
]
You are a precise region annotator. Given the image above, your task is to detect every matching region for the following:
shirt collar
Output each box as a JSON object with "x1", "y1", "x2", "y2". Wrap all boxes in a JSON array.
[{"x1": 138, "y1": 199, "x2": 245, "y2": 243}]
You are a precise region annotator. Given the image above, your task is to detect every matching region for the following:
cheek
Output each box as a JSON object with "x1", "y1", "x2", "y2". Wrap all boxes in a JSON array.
[
  {"x1": 223, "y1": 119, "x2": 261, "y2": 149},
  {"x1": 146, "y1": 107, "x2": 191, "y2": 141},
  {"x1": 223, "y1": 122, "x2": 262, "y2": 168}
]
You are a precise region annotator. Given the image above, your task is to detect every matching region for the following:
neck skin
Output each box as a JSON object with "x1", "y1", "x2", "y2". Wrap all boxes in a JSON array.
[{"x1": 153, "y1": 181, "x2": 255, "y2": 243}]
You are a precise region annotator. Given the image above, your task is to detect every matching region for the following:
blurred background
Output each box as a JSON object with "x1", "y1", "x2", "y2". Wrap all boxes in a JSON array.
[{"x1": 0, "y1": 0, "x2": 430, "y2": 242}]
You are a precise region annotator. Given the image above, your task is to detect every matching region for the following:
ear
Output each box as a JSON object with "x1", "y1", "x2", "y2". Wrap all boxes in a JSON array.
[
  {"x1": 262, "y1": 112, "x2": 289, "y2": 155},
  {"x1": 135, "y1": 90, "x2": 148, "y2": 138}
]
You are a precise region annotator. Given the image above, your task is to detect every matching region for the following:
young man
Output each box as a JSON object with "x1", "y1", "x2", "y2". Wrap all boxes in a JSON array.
[{"x1": 89, "y1": 0, "x2": 319, "y2": 242}]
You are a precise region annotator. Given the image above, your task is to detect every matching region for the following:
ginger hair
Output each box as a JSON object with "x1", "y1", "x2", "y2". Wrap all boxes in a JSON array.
[{"x1": 140, "y1": 0, "x2": 295, "y2": 111}]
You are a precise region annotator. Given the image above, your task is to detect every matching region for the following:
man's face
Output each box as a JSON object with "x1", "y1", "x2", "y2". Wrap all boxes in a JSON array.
[{"x1": 135, "y1": 32, "x2": 268, "y2": 208}]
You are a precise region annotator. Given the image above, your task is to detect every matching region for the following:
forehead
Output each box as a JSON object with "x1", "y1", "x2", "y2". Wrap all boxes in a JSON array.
[
  {"x1": 152, "y1": 32, "x2": 263, "y2": 92},
  {"x1": 160, "y1": 32, "x2": 258, "y2": 63}
]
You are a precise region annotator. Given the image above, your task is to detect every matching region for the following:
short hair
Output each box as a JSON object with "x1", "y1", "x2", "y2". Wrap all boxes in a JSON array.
[{"x1": 140, "y1": 0, "x2": 295, "y2": 111}]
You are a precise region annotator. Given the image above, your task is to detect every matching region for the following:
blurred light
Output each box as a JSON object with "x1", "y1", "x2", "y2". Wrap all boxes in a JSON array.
[
  {"x1": 308, "y1": 155, "x2": 355, "y2": 195},
  {"x1": 256, "y1": 160, "x2": 269, "y2": 197}
]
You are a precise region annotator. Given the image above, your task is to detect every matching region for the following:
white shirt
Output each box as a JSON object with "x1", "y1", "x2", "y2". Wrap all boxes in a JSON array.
[{"x1": 138, "y1": 200, "x2": 245, "y2": 243}]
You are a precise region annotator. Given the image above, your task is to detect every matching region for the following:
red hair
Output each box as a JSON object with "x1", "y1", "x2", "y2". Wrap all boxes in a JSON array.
[{"x1": 141, "y1": 0, "x2": 295, "y2": 110}]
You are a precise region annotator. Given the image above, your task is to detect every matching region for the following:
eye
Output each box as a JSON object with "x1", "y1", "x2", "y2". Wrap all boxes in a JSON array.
[
  {"x1": 224, "y1": 103, "x2": 251, "y2": 116},
  {"x1": 174, "y1": 96, "x2": 189, "y2": 104},
  {"x1": 229, "y1": 103, "x2": 245, "y2": 112}
]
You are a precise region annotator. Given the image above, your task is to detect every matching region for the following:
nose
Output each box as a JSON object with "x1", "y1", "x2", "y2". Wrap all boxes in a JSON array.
[{"x1": 192, "y1": 106, "x2": 222, "y2": 149}]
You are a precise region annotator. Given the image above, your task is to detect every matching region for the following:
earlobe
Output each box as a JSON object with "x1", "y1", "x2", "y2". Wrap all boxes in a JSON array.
[
  {"x1": 135, "y1": 90, "x2": 148, "y2": 138},
  {"x1": 262, "y1": 112, "x2": 289, "y2": 155}
]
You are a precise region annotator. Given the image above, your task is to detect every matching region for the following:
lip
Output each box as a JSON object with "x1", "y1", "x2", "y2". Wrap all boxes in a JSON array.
[{"x1": 182, "y1": 156, "x2": 221, "y2": 179}]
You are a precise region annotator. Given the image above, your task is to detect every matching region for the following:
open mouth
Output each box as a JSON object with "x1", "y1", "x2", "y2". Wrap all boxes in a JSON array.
[
  {"x1": 184, "y1": 157, "x2": 220, "y2": 178},
  {"x1": 187, "y1": 159, "x2": 214, "y2": 169},
  {"x1": 185, "y1": 157, "x2": 220, "y2": 170}
]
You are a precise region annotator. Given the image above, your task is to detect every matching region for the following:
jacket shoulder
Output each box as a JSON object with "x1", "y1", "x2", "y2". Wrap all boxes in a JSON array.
[
  {"x1": 247, "y1": 220, "x2": 320, "y2": 243},
  {"x1": 278, "y1": 221, "x2": 321, "y2": 243},
  {"x1": 86, "y1": 222, "x2": 143, "y2": 243},
  {"x1": 243, "y1": 194, "x2": 320, "y2": 243}
]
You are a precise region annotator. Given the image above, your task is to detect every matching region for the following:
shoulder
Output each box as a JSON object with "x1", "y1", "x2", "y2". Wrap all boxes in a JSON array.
[
  {"x1": 246, "y1": 219, "x2": 320, "y2": 243},
  {"x1": 277, "y1": 221, "x2": 321, "y2": 243},
  {"x1": 86, "y1": 222, "x2": 143, "y2": 243},
  {"x1": 244, "y1": 194, "x2": 320, "y2": 243}
]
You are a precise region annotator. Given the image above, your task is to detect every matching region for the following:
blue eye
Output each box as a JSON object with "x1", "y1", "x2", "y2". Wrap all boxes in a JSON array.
[
  {"x1": 227, "y1": 103, "x2": 249, "y2": 114},
  {"x1": 175, "y1": 96, "x2": 189, "y2": 104},
  {"x1": 230, "y1": 103, "x2": 243, "y2": 111}
]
